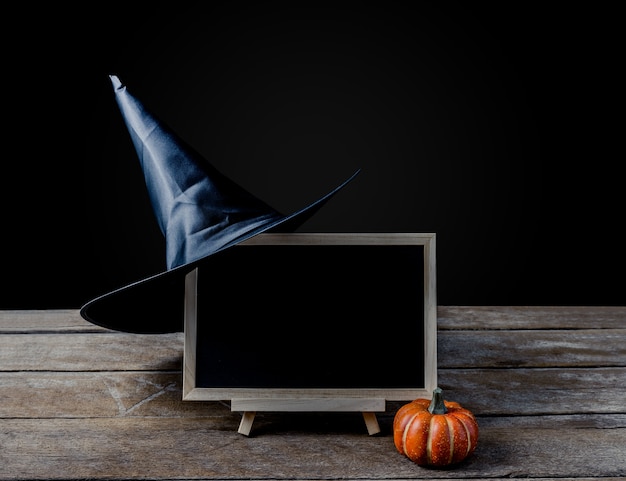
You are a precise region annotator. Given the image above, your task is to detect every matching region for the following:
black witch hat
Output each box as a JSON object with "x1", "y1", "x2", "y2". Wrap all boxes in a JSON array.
[{"x1": 80, "y1": 75, "x2": 360, "y2": 333}]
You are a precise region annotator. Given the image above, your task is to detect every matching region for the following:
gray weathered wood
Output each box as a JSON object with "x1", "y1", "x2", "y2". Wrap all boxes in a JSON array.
[
  {"x1": 1, "y1": 307, "x2": 625, "y2": 480},
  {"x1": 2, "y1": 369, "x2": 625, "y2": 418},
  {"x1": 3, "y1": 328, "x2": 624, "y2": 371},
  {"x1": 3, "y1": 306, "x2": 623, "y2": 332},
  {"x1": 0, "y1": 309, "x2": 106, "y2": 332},
  {"x1": 437, "y1": 306, "x2": 626, "y2": 330},
  {"x1": 439, "y1": 329, "x2": 626, "y2": 368},
  {"x1": 0, "y1": 417, "x2": 624, "y2": 479},
  {"x1": 0, "y1": 332, "x2": 183, "y2": 371}
]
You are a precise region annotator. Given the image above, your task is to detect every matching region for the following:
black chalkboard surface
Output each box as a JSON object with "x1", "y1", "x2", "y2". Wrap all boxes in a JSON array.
[
  {"x1": 195, "y1": 243, "x2": 424, "y2": 388},
  {"x1": 182, "y1": 233, "x2": 437, "y2": 434}
]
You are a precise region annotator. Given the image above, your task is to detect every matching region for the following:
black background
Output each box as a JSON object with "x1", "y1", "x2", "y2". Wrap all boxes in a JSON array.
[{"x1": 3, "y1": 2, "x2": 622, "y2": 309}]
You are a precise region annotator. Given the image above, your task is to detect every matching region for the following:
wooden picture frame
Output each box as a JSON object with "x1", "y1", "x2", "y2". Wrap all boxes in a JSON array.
[{"x1": 182, "y1": 233, "x2": 437, "y2": 435}]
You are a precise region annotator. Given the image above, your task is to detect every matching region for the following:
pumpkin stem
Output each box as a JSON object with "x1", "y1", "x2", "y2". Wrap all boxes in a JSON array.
[{"x1": 428, "y1": 387, "x2": 448, "y2": 414}]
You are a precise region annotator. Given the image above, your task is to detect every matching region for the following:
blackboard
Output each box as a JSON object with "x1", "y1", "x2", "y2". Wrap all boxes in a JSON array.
[{"x1": 182, "y1": 233, "x2": 437, "y2": 432}]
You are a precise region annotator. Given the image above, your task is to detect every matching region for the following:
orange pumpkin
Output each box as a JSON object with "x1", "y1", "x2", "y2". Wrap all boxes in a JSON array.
[{"x1": 393, "y1": 387, "x2": 479, "y2": 466}]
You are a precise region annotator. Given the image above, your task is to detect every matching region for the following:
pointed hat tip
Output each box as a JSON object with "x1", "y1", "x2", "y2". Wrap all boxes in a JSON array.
[{"x1": 109, "y1": 74, "x2": 123, "y2": 90}]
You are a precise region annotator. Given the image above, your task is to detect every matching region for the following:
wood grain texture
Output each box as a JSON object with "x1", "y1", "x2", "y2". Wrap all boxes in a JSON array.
[
  {"x1": 2, "y1": 369, "x2": 624, "y2": 418},
  {"x1": 439, "y1": 329, "x2": 626, "y2": 368},
  {"x1": 3, "y1": 328, "x2": 624, "y2": 371},
  {"x1": 437, "y1": 305, "x2": 626, "y2": 329},
  {"x1": 0, "y1": 332, "x2": 183, "y2": 371},
  {"x1": 0, "y1": 418, "x2": 623, "y2": 479},
  {"x1": 0, "y1": 307, "x2": 624, "y2": 480}
]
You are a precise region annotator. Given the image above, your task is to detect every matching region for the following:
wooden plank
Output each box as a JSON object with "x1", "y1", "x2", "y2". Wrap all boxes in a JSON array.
[
  {"x1": 0, "y1": 332, "x2": 183, "y2": 371},
  {"x1": 2, "y1": 368, "x2": 624, "y2": 418},
  {"x1": 0, "y1": 309, "x2": 105, "y2": 333},
  {"x1": 0, "y1": 417, "x2": 623, "y2": 480},
  {"x1": 438, "y1": 329, "x2": 626, "y2": 368},
  {"x1": 1, "y1": 306, "x2": 624, "y2": 333},
  {"x1": 0, "y1": 371, "x2": 221, "y2": 418},
  {"x1": 231, "y1": 398, "x2": 386, "y2": 412},
  {"x1": 438, "y1": 305, "x2": 626, "y2": 330},
  {"x1": 473, "y1": 413, "x2": 626, "y2": 429},
  {"x1": 434, "y1": 367, "x2": 626, "y2": 415},
  {"x1": 2, "y1": 328, "x2": 624, "y2": 372}
]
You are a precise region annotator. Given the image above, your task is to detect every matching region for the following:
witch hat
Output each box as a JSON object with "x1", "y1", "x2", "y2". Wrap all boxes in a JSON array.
[{"x1": 79, "y1": 75, "x2": 360, "y2": 333}]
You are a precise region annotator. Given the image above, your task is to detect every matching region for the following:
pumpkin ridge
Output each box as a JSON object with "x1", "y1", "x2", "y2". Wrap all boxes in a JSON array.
[
  {"x1": 463, "y1": 411, "x2": 479, "y2": 454},
  {"x1": 444, "y1": 415, "x2": 454, "y2": 465},
  {"x1": 402, "y1": 412, "x2": 419, "y2": 456},
  {"x1": 458, "y1": 411, "x2": 479, "y2": 455},
  {"x1": 426, "y1": 416, "x2": 434, "y2": 463},
  {"x1": 455, "y1": 413, "x2": 472, "y2": 456}
]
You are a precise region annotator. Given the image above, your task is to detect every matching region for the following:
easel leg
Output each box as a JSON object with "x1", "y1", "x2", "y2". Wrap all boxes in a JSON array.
[
  {"x1": 238, "y1": 411, "x2": 256, "y2": 436},
  {"x1": 362, "y1": 412, "x2": 380, "y2": 435}
]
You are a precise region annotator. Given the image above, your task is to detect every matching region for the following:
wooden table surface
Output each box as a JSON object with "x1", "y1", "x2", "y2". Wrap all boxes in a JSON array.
[{"x1": 1, "y1": 306, "x2": 625, "y2": 480}]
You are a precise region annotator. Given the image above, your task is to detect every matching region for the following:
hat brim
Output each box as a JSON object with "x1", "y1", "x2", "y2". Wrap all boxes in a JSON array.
[{"x1": 80, "y1": 169, "x2": 360, "y2": 333}]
